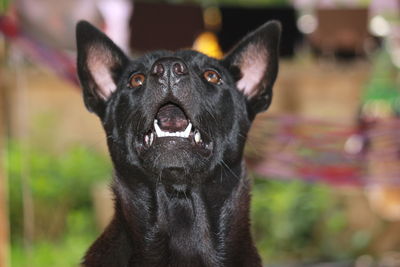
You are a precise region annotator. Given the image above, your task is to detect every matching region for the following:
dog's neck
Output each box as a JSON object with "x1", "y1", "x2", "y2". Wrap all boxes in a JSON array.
[{"x1": 102, "y1": 161, "x2": 260, "y2": 267}]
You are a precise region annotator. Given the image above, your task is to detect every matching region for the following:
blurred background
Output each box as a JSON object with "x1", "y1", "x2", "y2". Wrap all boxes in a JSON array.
[{"x1": 1, "y1": 0, "x2": 400, "y2": 266}]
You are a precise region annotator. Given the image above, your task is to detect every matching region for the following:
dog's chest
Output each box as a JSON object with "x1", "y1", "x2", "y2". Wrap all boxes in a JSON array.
[{"x1": 140, "y1": 193, "x2": 220, "y2": 267}]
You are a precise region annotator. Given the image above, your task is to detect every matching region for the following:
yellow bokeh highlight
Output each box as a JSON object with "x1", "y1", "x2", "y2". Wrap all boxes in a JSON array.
[{"x1": 192, "y1": 31, "x2": 223, "y2": 59}]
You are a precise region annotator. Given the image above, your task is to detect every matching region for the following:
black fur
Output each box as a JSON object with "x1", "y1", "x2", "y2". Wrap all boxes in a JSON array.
[{"x1": 76, "y1": 20, "x2": 280, "y2": 267}]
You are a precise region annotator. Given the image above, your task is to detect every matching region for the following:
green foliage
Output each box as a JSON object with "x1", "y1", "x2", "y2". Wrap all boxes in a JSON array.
[
  {"x1": 11, "y1": 210, "x2": 95, "y2": 267},
  {"x1": 6, "y1": 142, "x2": 111, "y2": 251},
  {"x1": 363, "y1": 49, "x2": 399, "y2": 103},
  {"x1": 251, "y1": 177, "x2": 368, "y2": 264},
  {"x1": 0, "y1": 0, "x2": 9, "y2": 13}
]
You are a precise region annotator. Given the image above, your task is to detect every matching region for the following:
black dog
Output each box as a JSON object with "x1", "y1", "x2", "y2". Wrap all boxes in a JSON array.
[{"x1": 76, "y1": 20, "x2": 280, "y2": 267}]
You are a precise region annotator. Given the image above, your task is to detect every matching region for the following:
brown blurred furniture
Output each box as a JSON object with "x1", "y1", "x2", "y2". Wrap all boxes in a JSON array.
[
  {"x1": 310, "y1": 8, "x2": 370, "y2": 56},
  {"x1": 129, "y1": 2, "x2": 204, "y2": 52}
]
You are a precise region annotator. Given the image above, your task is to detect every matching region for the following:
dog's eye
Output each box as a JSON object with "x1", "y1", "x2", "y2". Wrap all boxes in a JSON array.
[
  {"x1": 130, "y1": 74, "x2": 145, "y2": 88},
  {"x1": 203, "y1": 70, "x2": 222, "y2": 85}
]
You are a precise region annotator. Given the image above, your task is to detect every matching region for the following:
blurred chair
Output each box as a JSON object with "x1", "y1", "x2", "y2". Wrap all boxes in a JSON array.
[{"x1": 309, "y1": 8, "x2": 371, "y2": 57}]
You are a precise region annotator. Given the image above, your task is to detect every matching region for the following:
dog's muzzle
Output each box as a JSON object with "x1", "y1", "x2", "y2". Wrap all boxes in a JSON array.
[{"x1": 142, "y1": 103, "x2": 211, "y2": 153}]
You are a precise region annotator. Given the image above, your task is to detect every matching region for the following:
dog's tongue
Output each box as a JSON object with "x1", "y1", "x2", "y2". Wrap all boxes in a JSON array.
[{"x1": 156, "y1": 104, "x2": 188, "y2": 132}]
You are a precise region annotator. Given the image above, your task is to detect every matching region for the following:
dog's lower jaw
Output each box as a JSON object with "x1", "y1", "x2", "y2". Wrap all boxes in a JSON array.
[{"x1": 82, "y1": 165, "x2": 262, "y2": 267}]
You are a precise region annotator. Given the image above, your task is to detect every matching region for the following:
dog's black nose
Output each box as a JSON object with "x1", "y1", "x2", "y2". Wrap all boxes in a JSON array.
[{"x1": 151, "y1": 58, "x2": 188, "y2": 77}]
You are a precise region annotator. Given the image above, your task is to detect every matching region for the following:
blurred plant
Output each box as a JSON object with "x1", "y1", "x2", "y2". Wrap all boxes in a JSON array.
[
  {"x1": 11, "y1": 210, "x2": 96, "y2": 267},
  {"x1": 7, "y1": 140, "x2": 112, "y2": 244},
  {"x1": 362, "y1": 47, "x2": 400, "y2": 117},
  {"x1": 251, "y1": 177, "x2": 370, "y2": 264},
  {"x1": 0, "y1": 0, "x2": 9, "y2": 13}
]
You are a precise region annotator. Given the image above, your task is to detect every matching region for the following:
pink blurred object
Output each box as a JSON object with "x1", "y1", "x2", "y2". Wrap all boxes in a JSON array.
[
  {"x1": 15, "y1": 0, "x2": 104, "y2": 50},
  {"x1": 97, "y1": 0, "x2": 133, "y2": 54},
  {"x1": 0, "y1": 0, "x2": 133, "y2": 85},
  {"x1": 0, "y1": 16, "x2": 79, "y2": 85},
  {"x1": 370, "y1": 0, "x2": 400, "y2": 16}
]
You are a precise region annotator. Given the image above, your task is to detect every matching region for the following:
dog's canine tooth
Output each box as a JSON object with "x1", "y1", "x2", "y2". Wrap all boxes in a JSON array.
[
  {"x1": 154, "y1": 120, "x2": 163, "y2": 137},
  {"x1": 183, "y1": 122, "x2": 192, "y2": 138},
  {"x1": 144, "y1": 134, "x2": 150, "y2": 145},
  {"x1": 149, "y1": 132, "x2": 154, "y2": 145},
  {"x1": 194, "y1": 130, "x2": 201, "y2": 143}
]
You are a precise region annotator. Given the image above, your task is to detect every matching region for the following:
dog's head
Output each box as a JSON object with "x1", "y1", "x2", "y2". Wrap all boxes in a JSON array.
[{"x1": 76, "y1": 21, "x2": 280, "y2": 187}]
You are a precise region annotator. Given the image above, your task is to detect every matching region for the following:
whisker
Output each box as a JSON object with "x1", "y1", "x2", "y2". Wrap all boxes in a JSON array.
[
  {"x1": 205, "y1": 108, "x2": 217, "y2": 124},
  {"x1": 220, "y1": 167, "x2": 223, "y2": 184},
  {"x1": 157, "y1": 168, "x2": 163, "y2": 186},
  {"x1": 220, "y1": 160, "x2": 241, "y2": 181}
]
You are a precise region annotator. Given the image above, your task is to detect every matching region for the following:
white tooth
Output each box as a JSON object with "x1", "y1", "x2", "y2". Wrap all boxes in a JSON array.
[
  {"x1": 149, "y1": 132, "x2": 154, "y2": 145},
  {"x1": 194, "y1": 131, "x2": 201, "y2": 143},
  {"x1": 154, "y1": 119, "x2": 193, "y2": 139},
  {"x1": 154, "y1": 120, "x2": 163, "y2": 137},
  {"x1": 144, "y1": 134, "x2": 149, "y2": 145},
  {"x1": 183, "y1": 122, "x2": 192, "y2": 138}
]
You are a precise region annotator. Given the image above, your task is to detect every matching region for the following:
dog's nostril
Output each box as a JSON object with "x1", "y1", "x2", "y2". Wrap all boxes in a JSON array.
[
  {"x1": 173, "y1": 62, "x2": 187, "y2": 75},
  {"x1": 152, "y1": 63, "x2": 164, "y2": 76}
]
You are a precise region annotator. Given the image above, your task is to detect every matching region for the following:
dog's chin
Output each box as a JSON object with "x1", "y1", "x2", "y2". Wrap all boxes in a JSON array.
[{"x1": 137, "y1": 136, "x2": 213, "y2": 181}]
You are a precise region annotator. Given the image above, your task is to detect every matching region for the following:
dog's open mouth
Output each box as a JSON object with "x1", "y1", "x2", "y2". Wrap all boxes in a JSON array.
[{"x1": 142, "y1": 103, "x2": 212, "y2": 154}]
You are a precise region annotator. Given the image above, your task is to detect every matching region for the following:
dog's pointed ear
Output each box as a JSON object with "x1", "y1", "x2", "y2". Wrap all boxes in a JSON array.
[
  {"x1": 222, "y1": 21, "x2": 281, "y2": 120},
  {"x1": 76, "y1": 21, "x2": 129, "y2": 117}
]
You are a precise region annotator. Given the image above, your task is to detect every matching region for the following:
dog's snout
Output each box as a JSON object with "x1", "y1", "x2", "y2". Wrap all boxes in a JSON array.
[{"x1": 151, "y1": 58, "x2": 188, "y2": 78}]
